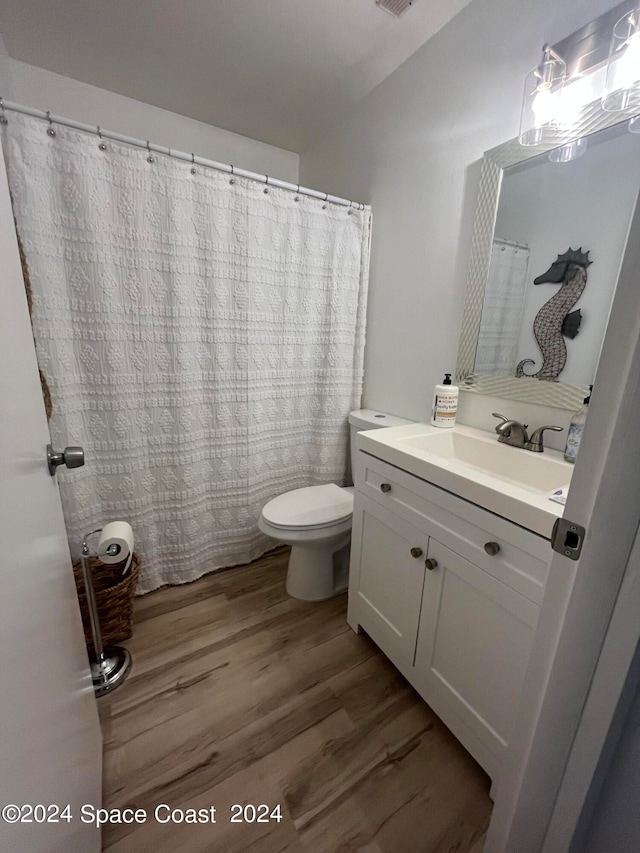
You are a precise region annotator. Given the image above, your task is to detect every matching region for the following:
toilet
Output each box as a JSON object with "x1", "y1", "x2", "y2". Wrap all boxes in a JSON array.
[{"x1": 258, "y1": 409, "x2": 414, "y2": 601}]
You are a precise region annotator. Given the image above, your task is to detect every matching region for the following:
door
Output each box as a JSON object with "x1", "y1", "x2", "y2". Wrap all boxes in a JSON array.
[
  {"x1": 415, "y1": 539, "x2": 538, "y2": 775},
  {"x1": 0, "y1": 138, "x2": 102, "y2": 852},
  {"x1": 486, "y1": 196, "x2": 640, "y2": 849},
  {"x1": 348, "y1": 493, "x2": 427, "y2": 668}
]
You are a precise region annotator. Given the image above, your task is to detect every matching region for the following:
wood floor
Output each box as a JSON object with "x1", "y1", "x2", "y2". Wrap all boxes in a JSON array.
[{"x1": 99, "y1": 547, "x2": 492, "y2": 852}]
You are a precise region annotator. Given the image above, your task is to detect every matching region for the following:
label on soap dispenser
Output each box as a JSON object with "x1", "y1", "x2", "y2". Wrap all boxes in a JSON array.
[{"x1": 432, "y1": 393, "x2": 458, "y2": 425}]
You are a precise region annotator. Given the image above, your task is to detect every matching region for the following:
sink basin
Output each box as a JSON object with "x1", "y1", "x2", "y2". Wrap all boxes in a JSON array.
[
  {"x1": 397, "y1": 430, "x2": 570, "y2": 494},
  {"x1": 357, "y1": 422, "x2": 574, "y2": 538}
]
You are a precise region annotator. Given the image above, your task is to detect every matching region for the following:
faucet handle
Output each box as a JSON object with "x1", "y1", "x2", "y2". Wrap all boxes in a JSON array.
[
  {"x1": 492, "y1": 413, "x2": 509, "y2": 432},
  {"x1": 492, "y1": 414, "x2": 529, "y2": 448},
  {"x1": 492, "y1": 413, "x2": 527, "y2": 434},
  {"x1": 526, "y1": 425, "x2": 563, "y2": 452}
]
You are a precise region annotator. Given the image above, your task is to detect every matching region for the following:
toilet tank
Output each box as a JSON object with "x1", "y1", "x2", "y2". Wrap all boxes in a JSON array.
[{"x1": 347, "y1": 409, "x2": 414, "y2": 482}]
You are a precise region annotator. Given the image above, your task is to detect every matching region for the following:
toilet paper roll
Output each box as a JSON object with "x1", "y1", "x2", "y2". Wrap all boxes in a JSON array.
[{"x1": 97, "y1": 521, "x2": 134, "y2": 575}]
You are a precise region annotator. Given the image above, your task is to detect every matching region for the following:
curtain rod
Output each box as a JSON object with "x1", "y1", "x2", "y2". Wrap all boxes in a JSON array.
[
  {"x1": 494, "y1": 237, "x2": 530, "y2": 251},
  {"x1": 0, "y1": 99, "x2": 369, "y2": 211}
]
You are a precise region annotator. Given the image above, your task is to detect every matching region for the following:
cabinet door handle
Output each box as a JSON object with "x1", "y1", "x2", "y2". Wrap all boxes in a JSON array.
[
  {"x1": 380, "y1": 482, "x2": 392, "y2": 493},
  {"x1": 425, "y1": 558, "x2": 438, "y2": 571},
  {"x1": 410, "y1": 547, "x2": 423, "y2": 558},
  {"x1": 484, "y1": 541, "x2": 501, "y2": 556}
]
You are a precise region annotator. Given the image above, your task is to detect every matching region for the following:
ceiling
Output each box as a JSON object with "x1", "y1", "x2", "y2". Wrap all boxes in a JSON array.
[{"x1": 0, "y1": 0, "x2": 472, "y2": 152}]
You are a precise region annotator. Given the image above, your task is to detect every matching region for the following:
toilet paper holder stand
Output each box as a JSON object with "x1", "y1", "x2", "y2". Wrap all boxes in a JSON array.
[{"x1": 79, "y1": 528, "x2": 132, "y2": 697}]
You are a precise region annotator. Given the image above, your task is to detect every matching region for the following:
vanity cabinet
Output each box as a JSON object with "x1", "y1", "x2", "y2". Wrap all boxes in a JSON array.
[
  {"x1": 351, "y1": 495, "x2": 428, "y2": 669},
  {"x1": 348, "y1": 449, "x2": 551, "y2": 784}
]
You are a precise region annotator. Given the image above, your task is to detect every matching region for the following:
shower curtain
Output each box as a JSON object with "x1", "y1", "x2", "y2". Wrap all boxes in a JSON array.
[
  {"x1": 475, "y1": 239, "x2": 530, "y2": 376},
  {"x1": 4, "y1": 113, "x2": 370, "y2": 593}
]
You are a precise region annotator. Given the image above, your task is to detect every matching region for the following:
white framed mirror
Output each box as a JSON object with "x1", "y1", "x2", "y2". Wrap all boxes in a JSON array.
[{"x1": 457, "y1": 104, "x2": 640, "y2": 410}]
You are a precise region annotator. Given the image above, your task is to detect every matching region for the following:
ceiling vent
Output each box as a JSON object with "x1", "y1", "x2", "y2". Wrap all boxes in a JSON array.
[{"x1": 376, "y1": 0, "x2": 415, "y2": 17}]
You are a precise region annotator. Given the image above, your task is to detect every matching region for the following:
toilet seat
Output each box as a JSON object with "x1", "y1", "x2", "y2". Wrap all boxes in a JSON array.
[{"x1": 261, "y1": 484, "x2": 353, "y2": 531}]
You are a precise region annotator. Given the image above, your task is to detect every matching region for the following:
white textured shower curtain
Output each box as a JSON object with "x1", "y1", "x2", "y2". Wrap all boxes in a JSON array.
[
  {"x1": 4, "y1": 113, "x2": 370, "y2": 592},
  {"x1": 475, "y1": 239, "x2": 530, "y2": 376}
]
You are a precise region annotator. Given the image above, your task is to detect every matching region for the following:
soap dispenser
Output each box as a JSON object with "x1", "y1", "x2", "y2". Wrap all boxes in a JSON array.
[
  {"x1": 431, "y1": 373, "x2": 459, "y2": 429},
  {"x1": 564, "y1": 385, "x2": 592, "y2": 463}
]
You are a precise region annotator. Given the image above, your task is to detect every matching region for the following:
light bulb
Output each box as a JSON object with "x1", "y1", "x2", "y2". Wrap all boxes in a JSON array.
[
  {"x1": 532, "y1": 87, "x2": 555, "y2": 127},
  {"x1": 557, "y1": 76, "x2": 592, "y2": 126},
  {"x1": 520, "y1": 45, "x2": 565, "y2": 146}
]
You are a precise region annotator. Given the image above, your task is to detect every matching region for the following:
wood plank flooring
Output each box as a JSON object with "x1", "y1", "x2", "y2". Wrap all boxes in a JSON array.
[{"x1": 100, "y1": 547, "x2": 491, "y2": 852}]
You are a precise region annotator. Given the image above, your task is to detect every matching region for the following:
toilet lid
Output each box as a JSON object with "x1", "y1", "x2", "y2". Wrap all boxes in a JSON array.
[{"x1": 262, "y1": 484, "x2": 354, "y2": 530}]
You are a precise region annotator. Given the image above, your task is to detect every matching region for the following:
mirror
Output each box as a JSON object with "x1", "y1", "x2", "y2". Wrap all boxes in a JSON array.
[{"x1": 457, "y1": 110, "x2": 640, "y2": 410}]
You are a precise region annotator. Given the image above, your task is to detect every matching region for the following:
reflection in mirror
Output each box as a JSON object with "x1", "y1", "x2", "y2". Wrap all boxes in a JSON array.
[
  {"x1": 488, "y1": 126, "x2": 639, "y2": 385},
  {"x1": 514, "y1": 247, "x2": 591, "y2": 383},
  {"x1": 458, "y1": 119, "x2": 640, "y2": 409}
]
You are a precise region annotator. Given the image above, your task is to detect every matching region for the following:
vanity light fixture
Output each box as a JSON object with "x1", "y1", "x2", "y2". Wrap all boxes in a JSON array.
[
  {"x1": 519, "y1": 4, "x2": 640, "y2": 152},
  {"x1": 519, "y1": 44, "x2": 567, "y2": 146},
  {"x1": 603, "y1": 4, "x2": 640, "y2": 112}
]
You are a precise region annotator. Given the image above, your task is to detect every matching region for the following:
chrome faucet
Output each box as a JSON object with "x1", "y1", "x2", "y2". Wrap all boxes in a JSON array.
[
  {"x1": 492, "y1": 413, "x2": 529, "y2": 448},
  {"x1": 492, "y1": 413, "x2": 563, "y2": 453}
]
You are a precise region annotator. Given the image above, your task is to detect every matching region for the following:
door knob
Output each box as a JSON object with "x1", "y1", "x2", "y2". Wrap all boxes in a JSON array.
[
  {"x1": 380, "y1": 482, "x2": 392, "y2": 493},
  {"x1": 425, "y1": 558, "x2": 438, "y2": 571},
  {"x1": 47, "y1": 444, "x2": 85, "y2": 476},
  {"x1": 484, "y1": 541, "x2": 501, "y2": 556},
  {"x1": 410, "y1": 547, "x2": 423, "y2": 558}
]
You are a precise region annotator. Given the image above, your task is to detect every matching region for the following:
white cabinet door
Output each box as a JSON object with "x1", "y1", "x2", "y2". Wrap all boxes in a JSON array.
[
  {"x1": 348, "y1": 493, "x2": 428, "y2": 669},
  {"x1": 415, "y1": 539, "x2": 539, "y2": 770}
]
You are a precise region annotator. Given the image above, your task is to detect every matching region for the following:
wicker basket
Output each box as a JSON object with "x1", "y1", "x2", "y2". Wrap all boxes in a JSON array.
[{"x1": 73, "y1": 553, "x2": 140, "y2": 654}]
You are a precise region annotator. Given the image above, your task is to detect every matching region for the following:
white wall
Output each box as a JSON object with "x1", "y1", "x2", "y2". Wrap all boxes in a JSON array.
[
  {"x1": 0, "y1": 57, "x2": 299, "y2": 182},
  {"x1": 299, "y1": 0, "x2": 623, "y2": 451},
  {"x1": 495, "y1": 129, "x2": 640, "y2": 387}
]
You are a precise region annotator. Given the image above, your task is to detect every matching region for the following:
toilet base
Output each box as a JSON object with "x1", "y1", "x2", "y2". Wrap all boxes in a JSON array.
[{"x1": 286, "y1": 535, "x2": 351, "y2": 601}]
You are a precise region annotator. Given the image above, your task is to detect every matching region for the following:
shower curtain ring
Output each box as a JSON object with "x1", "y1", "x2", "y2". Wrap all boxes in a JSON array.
[
  {"x1": 0, "y1": 97, "x2": 7, "y2": 125},
  {"x1": 264, "y1": 176, "x2": 269, "y2": 194},
  {"x1": 146, "y1": 140, "x2": 154, "y2": 163},
  {"x1": 97, "y1": 126, "x2": 107, "y2": 151},
  {"x1": 294, "y1": 184, "x2": 300, "y2": 202},
  {"x1": 229, "y1": 164, "x2": 235, "y2": 185},
  {"x1": 191, "y1": 153, "x2": 197, "y2": 175},
  {"x1": 46, "y1": 111, "x2": 56, "y2": 136},
  {"x1": 322, "y1": 192, "x2": 328, "y2": 210}
]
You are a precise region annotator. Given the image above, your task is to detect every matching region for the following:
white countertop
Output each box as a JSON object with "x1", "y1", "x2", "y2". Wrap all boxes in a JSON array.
[{"x1": 357, "y1": 422, "x2": 574, "y2": 539}]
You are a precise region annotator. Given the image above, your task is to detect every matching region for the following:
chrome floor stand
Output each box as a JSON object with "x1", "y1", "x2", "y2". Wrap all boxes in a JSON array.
[{"x1": 80, "y1": 529, "x2": 132, "y2": 697}]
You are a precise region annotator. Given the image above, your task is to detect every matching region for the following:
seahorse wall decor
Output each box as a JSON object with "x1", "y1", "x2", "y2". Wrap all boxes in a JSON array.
[{"x1": 516, "y1": 247, "x2": 592, "y2": 382}]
